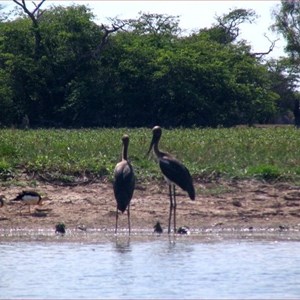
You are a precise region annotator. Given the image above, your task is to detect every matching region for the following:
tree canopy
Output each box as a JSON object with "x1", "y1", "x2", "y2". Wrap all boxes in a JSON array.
[
  {"x1": 0, "y1": 1, "x2": 297, "y2": 128},
  {"x1": 272, "y1": 0, "x2": 300, "y2": 125}
]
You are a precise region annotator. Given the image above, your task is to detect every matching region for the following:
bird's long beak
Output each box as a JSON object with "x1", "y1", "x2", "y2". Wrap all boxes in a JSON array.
[{"x1": 146, "y1": 137, "x2": 155, "y2": 157}]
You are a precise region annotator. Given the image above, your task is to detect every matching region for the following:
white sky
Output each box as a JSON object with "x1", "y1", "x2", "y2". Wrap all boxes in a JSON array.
[{"x1": 1, "y1": 0, "x2": 286, "y2": 58}]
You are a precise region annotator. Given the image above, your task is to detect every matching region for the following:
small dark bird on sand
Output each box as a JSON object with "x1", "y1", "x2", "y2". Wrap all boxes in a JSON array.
[
  {"x1": 154, "y1": 221, "x2": 163, "y2": 234},
  {"x1": 177, "y1": 226, "x2": 190, "y2": 235},
  {"x1": 55, "y1": 223, "x2": 66, "y2": 234}
]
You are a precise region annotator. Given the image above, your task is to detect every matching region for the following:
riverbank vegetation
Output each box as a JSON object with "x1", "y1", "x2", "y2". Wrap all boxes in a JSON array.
[
  {"x1": 1, "y1": 2, "x2": 300, "y2": 185},
  {"x1": 0, "y1": 1, "x2": 299, "y2": 128},
  {"x1": 1, "y1": 127, "x2": 300, "y2": 184}
]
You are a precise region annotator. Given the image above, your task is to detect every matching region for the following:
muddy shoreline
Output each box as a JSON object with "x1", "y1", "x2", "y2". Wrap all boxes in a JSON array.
[{"x1": 1, "y1": 178, "x2": 300, "y2": 241}]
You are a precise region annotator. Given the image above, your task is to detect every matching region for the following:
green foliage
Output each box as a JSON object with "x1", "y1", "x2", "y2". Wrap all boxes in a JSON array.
[
  {"x1": 0, "y1": 4, "x2": 288, "y2": 128},
  {"x1": 0, "y1": 143, "x2": 17, "y2": 157},
  {"x1": 247, "y1": 165, "x2": 281, "y2": 180},
  {"x1": 0, "y1": 159, "x2": 14, "y2": 181},
  {"x1": 0, "y1": 127, "x2": 300, "y2": 183},
  {"x1": 270, "y1": 0, "x2": 300, "y2": 126},
  {"x1": 105, "y1": 21, "x2": 278, "y2": 127},
  {"x1": 266, "y1": 58, "x2": 298, "y2": 123},
  {"x1": 272, "y1": 1, "x2": 300, "y2": 60},
  {"x1": 212, "y1": 8, "x2": 257, "y2": 44},
  {"x1": 0, "y1": 159, "x2": 11, "y2": 172},
  {"x1": 130, "y1": 12, "x2": 182, "y2": 36}
]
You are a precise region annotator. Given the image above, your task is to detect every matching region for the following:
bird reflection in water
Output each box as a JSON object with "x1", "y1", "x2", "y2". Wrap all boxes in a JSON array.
[{"x1": 115, "y1": 236, "x2": 131, "y2": 254}]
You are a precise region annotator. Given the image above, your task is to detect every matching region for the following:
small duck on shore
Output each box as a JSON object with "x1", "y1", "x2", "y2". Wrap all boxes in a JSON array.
[{"x1": 11, "y1": 191, "x2": 43, "y2": 214}]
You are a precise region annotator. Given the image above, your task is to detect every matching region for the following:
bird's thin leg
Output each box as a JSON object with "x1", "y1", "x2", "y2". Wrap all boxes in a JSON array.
[
  {"x1": 127, "y1": 204, "x2": 131, "y2": 235},
  {"x1": 168, "y1": 184, "x2": 173, "y2": 234},
  {"x1": 115, "y1": 208, "x2": 119, "y2": 234},
  {"x1": 173, "y1": 185, "x2": 177, "y2": 234}
]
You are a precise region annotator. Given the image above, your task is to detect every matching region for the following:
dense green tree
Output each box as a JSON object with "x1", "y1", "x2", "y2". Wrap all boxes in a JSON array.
[
  {"x1": 0, "y1": 17, "x2": 36, "y2": 125},
  {"x1": 272, "y1": 0, "x2": 300, "y2": 61},
  {"x1": 153, "y1": 34, "x2": 278, "y2": 126},
  {"x1": 12, "y1": 0, "x2": 45, "y2": 60},
  {"x1": 212, "y1": 8, "x2": 257, "y2": 44},
  {"x1": 0, "y1": 3, "x2": 293, "y2": 128},
  {"x1": 266, "y1": 58, "x2": 298, "y2": 123},
  {"x1": 37, "y1": 5, "x2": 103, "y2": 126},
  {"x1": 0, "y1": 3, "x2": 122, "y2": 127},
  {"x1": 272, "y1": 1, "x2": 300, "y2": 125},
  {"x1": 100, "y1": 15, "x2": 278, "y2": 127}
]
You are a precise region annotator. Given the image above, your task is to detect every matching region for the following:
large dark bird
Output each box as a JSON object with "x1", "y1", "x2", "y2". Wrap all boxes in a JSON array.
[
  {"x1": 113, "y1": 135, "x2": 135, "y2": 234},
  {"x1": 11, "y1": 190, "x2": 43, "y2": 214},
  {"x1": 147, "y1": 126, "x2": 195, "y2": 234}
]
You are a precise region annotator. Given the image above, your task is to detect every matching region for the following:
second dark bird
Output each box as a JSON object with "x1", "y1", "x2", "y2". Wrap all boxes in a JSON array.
[
  {"x1": 147, "y1": 126, "x2": 195, "y2": 234},
  {"x1": 0, "y1": 195, "x2": 5, "y2": 208},
  {"x1": 113, "y1": 135, "x2": 135, "y2": 235}
]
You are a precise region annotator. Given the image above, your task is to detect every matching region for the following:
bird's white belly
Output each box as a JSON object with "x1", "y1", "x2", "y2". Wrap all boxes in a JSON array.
[{"x1": 22, "y1": 195, "x2": 40, "y2": 205}]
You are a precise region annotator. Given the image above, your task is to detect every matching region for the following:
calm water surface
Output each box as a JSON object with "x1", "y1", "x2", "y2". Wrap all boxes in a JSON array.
[{"x1": 1, "y1": 236, "x2": 300, "y2": 299}]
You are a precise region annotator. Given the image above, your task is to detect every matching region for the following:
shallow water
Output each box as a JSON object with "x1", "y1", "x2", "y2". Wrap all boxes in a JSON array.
[{"x1": 1, "y1": 234, "x2": 300, "y2": 299}]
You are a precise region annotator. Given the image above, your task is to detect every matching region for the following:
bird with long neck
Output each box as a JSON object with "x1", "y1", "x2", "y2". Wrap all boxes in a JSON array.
[
  {"x1": 147, "y1": 126, "x2": 195, "y2": 234},
  {"x1": 113, "y1": 135, "x2": 135, "y2": 234}
]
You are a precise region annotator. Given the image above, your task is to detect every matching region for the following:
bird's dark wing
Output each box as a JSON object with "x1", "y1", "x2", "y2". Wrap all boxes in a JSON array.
[
  {"x1": 159, "y1": 156, "x2": 195, "y2": 200},
  {"x1": 113, "y1": 161, "x2": 135, "y2": 212},
  {"x1": 23, "y1": 190, "x2": 41, "y2": 198},
  {"x1": 12, "y1": 190, "x2": 41, "y2": 202},
  {"x1": 12, "y1": 191, "x2": 25, "y2": 201}
]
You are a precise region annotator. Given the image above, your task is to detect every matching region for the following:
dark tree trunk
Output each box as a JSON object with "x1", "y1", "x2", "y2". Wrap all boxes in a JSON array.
[
  {"x1": 12, "y1": 0, "x2": 45, "y2": 60},
  {"x1": 294, "y1": 99, "x2": 300, "y2": 128}
]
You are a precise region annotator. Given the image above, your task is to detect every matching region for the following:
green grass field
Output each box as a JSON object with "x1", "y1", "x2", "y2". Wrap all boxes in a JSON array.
[{"x1": 1, "y1": 127, "x2": 300, "y2": 184}]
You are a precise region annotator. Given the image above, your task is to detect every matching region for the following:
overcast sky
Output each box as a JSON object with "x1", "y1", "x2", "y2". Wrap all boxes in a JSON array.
[{"x1": 1, "y1": 1, "x2": 286, "y2": 58}]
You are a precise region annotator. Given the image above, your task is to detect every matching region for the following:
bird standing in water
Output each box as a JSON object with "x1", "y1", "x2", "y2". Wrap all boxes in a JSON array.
[
  {"x1": 113, "y1": 135, "x2": 135, "y2": 234},
  {"x1": 11, "y1": 190, "x2": 43, "y2": 214},
  {"x1": 147, "y1": 126, "x2": 195, "y2": 234}
]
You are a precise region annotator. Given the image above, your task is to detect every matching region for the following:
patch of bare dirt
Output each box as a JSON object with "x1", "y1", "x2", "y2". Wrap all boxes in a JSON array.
[{"x1": 1, "y1": 178, "x2": 300, "y2": 234}]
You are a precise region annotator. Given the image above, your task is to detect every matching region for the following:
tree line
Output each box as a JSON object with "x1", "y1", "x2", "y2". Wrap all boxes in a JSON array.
[{"x1": 0, "y1": 0, "x2": 299, "y2": 128}]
